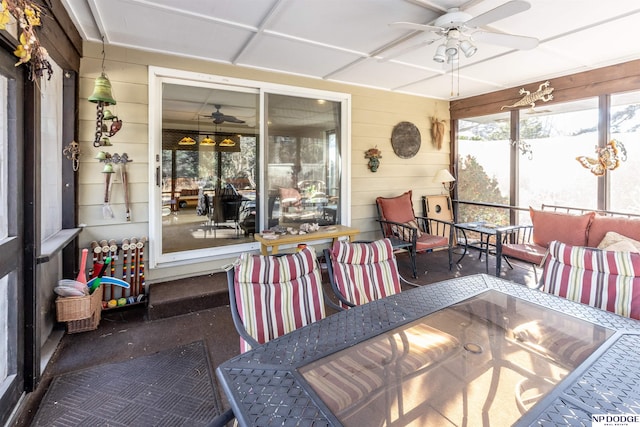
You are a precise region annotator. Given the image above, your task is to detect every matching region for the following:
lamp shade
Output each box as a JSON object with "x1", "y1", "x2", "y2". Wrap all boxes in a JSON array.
[
  {"x1": 434, "y1": 168, "x2": 455, "y2": 183},
  {"x1": 178, "y1": 136, "x2": 196, "y2": 146},
  {"x1": 200, "y1": 136, "x2": 215, "y2": 146},
  {"x1": 433, "y1": 44, "x2": 446, "y2": 63}
]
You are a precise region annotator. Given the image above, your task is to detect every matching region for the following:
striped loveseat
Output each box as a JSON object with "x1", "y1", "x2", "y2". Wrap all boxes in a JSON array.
[{"x1": 541, "y1": 240, "x2": 640, "y2": 320}]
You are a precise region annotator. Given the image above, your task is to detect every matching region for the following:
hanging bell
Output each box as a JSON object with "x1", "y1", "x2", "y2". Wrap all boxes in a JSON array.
[
  {"x1": 103, "y1": 109, "x2": 115, "y2": 120},
  {"x1": 101, "y1": 137, "x2": 112, "y2": 146},
  {"x1": 88, "y1": 73, "x2": 117, "y2": 105},
  {"x1": 95, "y1": 151, "x2": 107, "y2": 160},
  {"x1": 102, "y1": 163, "x2": 114, "y2": 173}
]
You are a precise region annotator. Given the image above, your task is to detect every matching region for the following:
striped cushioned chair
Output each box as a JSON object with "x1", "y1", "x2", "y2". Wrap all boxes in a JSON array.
[
  {"x1": 324, "y1": 238, "x2": 410, "y2": 309},
  {"x1": 227, "y1": 246, "x2": 326, "y2": 353},
  {"x1": 541, "y1": 240, "x2": 640, "y2": 320}
]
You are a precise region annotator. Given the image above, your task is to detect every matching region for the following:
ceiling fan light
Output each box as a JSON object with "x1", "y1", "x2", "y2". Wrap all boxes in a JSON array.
[
  {"x1": 200, "y1": 136, "x2": 215, "y2": 146},
  {"x1": 178, "y1": 136, "x2": 196, "y2": 146},
  {"x1": 445, "y1": 38, "x2": 458, "y2": 57},
  {"x1": 433, "y1": 44, "x2": 446, "y2": 63},
  {"x1": 447, "y1": 52, "x2": 459, "y2": 64},
  {"x1": 460, "y1": 40, "x2": 477, "y2": 58}
]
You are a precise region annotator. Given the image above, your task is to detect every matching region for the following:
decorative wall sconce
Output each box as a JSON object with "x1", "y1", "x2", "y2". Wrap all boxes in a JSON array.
[
  {"x1": 365, "y1": 147, "x2": 382, "y2": 172},
  {"x1": 511, "y1": 139, "x2": 533, "y2": 160},
  {"x1": 434, "y1": 168, "x2": 456, "y2": 193}
]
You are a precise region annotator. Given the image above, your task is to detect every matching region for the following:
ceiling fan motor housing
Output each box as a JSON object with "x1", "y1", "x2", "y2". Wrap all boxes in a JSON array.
[{"x1": 433, "y1": 8, "x2": 473, "y2": 29}]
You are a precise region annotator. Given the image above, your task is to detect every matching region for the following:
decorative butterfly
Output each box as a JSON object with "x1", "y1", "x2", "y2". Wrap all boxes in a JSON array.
[{"x1": 576, "y1": 139, "x2": 627, "y2": 176}]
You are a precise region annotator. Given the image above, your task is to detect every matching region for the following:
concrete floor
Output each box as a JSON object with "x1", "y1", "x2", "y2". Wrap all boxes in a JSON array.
[{"x1": 11, "y1": 248, "x2": 535, "y2": 426}]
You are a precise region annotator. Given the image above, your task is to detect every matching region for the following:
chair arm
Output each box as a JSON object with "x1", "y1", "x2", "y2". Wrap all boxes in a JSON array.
[
  {"x1": 323, "y1": 248, "x2": 355, "y2": 310},
  {"x1": 375, "y1": 218, "x2": 418, "y2": 246},
  {"x1": 226, "y1": 269, "x2": 261, "y2": 349},
  {"x1": 495, "y1": 224, "x2": 534, "y2": 245}
]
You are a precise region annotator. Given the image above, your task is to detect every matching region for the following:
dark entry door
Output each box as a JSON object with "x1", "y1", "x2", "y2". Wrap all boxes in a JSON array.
[{"x1": 0, "y1": 47, "x2": 25, "y2": 425}]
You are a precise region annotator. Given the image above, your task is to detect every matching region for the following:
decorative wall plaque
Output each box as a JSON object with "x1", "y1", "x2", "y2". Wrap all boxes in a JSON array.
[{"x1": 391, "y1": 121, "x2": 421, "y2": 159}]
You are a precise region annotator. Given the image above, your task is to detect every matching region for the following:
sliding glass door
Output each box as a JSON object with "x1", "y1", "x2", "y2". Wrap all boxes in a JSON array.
[{"x1": 149, "y1": 68, "x2": 350, "y2": 268}]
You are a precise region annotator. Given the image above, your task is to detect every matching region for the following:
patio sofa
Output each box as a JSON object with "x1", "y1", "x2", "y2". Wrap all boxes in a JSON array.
[{"x1": 495, "y1": 206, "x2": 640, "y2": 276}]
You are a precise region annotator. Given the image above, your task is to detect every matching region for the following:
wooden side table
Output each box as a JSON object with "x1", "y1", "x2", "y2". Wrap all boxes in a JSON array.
[{"x1": 254, "y1": 225, "x2": 359, "y2": 255}]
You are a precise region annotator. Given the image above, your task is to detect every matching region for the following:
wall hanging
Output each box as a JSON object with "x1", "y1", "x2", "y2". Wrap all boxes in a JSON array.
[
  {"x1": 430, "y1": 118, "x2": 446, "y2": 150},
  {"x1": 501, "y1": 81, "x2": 554, "y2": 112},
  {"x1": 0, "y1": 0, "x2": 53, "y2": 80},
  {"x1": 63, "y1": 140, "x2": 81, "y2": 171},
  {"x1": 576, "y1": 139, "x2": 627, "y2": 176},
  {"x1": 95, "y1": 152, "x2": 133, "y2": 220},
  {"x1": 391, "y1": 121, "x2": 421, "y2": 159},
  {"x1": 90, "y1": 39, "x2": 123, "y2": 147},
  {"x1": 364, "y1": 147, "x2": 382, "y2": 172}
]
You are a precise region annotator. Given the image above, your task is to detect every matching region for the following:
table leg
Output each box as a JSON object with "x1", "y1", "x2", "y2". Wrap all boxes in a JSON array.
[
  {"x1": 260, "y1": 245, "x2": 268, "y2": 256},
  {"x1": 483, "y1": 234, "x2": 490, "y2": 274},
  {"x1": 455, "y1": 228, "x2": 468, "y2": 264}
]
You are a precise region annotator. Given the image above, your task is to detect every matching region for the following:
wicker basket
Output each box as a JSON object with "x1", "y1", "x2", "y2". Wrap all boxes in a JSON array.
[
  {"x1": 56, "y1": 284, "x2": 103, "y2": 323},
  {"x1": 66, "y1": 308, "x2": 101, "y2": 333}
]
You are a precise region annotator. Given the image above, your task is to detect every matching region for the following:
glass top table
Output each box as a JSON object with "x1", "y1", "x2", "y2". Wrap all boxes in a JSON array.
[{"x1": 216, "y1": 274, "x2": 640, "y2": 426}]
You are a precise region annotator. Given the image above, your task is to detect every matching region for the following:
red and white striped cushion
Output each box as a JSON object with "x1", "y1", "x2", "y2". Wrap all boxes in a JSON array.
[
  {"x1": 234, "y1": 247, "x2": 326, "y2": 353},
  {"x1": 542, "y1": 240, "x2": 640, "y2": 320},
  {"x1": 329, "y1": 239, "x2": 402, "y2": 309}
]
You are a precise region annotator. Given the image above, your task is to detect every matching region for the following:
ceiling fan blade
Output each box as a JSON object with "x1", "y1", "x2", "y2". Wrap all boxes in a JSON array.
[
  {"x1": 389, "y1": 21, "x2": 443, "y2": 33},
  {"x1": 464, "y1": 0, "x2": 531, "y2": 28},
  {"x1": 473, "y1": 30, "x2": 538, "y2": 49},
  {"x1": 222, "y1": 116, "x2": 246, "y2": 124}
]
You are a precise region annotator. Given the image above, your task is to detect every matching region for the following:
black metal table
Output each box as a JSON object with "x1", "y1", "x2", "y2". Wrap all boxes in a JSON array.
[
  {"x1": 454, "y1": 222, "x2": 520, "y2": 274},
  {"x1": 216, "y1": 274, "x2": 640, "y2": 426}
]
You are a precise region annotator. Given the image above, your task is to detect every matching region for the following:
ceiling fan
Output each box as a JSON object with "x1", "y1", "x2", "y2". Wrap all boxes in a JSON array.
[
  {"x1": 388, "y1": 0, "x2": 538, "y2": 63},
  {"x1": 205, "y1": 104, "x2": 246, "y2": 124}
]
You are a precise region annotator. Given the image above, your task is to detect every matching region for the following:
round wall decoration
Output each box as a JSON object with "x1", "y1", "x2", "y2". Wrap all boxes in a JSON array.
[{"x1": 391, "y1": 121, "x2": 421, "y2": 159}]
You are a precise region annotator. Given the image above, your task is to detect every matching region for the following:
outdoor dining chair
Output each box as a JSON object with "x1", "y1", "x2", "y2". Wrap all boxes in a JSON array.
[
  {"x1": 226, "y1": 245, "x2": 327, "y2": 353},
  {"x1": 376, "y1": 190, "x2": 454, "y2": 278},
  {"x1": 323, "y1": 238, "x2": 418, "y2": 309}
]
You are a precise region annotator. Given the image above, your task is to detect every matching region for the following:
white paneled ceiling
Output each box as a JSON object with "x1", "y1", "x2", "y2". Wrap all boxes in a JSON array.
[{"x1": 62, "y1": 0, "x2": 640, "y2": 101}]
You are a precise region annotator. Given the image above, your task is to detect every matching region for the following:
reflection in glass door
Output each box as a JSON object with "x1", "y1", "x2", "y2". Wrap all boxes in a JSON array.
[
  {"x1": 160, "y1": 84, "x2": 259, "y2": 254},
  {"x1": 265, "y1": 94, "x2": 342, "y2": 229}
]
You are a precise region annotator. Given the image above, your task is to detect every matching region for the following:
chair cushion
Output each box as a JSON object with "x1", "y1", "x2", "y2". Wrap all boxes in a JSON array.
[
  {"x1": 502, "y1": 243, "x2": 547, "y2": 265},
  {"x1": 597, "y1": 231, "x2": 640, "y2": 253},
  {"x1": 541, "y1": 240, "x2": 640, "y2": 320},
  {"x1": 588, "y1": 215, "x2": 640, "y2": 247},
  {"x1": 234, "y1": 247, "x2": 325, "y2": 352},
  {"x1": 329, "y1": 239, "x2": 402, "y2": 308},
  {"x1": 415, "y1": 233, "x2": 449, "y2": 252},
  {"x1": 376, "y1": 190, "x2": 416, "y2": 224},
  {"x1": 391, "y1": 219, "x2": 423, "y2": 241},
  {"x1": 530, "y1": 207, "x2": 593, "y2": 247}
]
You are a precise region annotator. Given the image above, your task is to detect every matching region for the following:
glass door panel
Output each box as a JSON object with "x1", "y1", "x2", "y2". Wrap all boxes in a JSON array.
[
  {"x1": 265, "y1": 94, "x2": 341, "y2": 229},
  {"x1": 160, "y1": 84, "x2": 259, "y2": 254}
]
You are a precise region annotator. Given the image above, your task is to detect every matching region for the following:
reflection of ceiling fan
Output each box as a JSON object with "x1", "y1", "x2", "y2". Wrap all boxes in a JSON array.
[
  {"x1": 205, "y1": 104, "x2": 246, "y2": 124},
  {"x1": 388, "y1": 0, "x2": 538, "y2": 63}
]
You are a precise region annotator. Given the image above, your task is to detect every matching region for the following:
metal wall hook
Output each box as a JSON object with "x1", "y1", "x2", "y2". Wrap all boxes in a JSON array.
[{"x1": 63, "y1": 141, "x2": 81, "y2": 171}]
